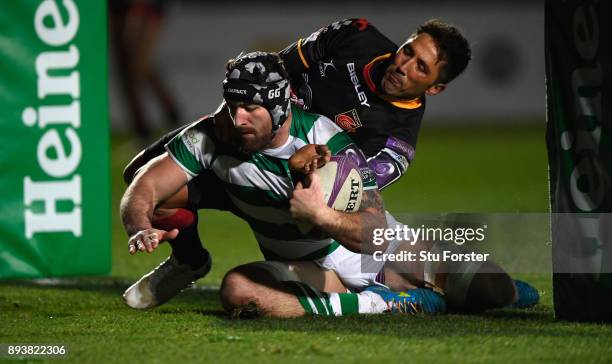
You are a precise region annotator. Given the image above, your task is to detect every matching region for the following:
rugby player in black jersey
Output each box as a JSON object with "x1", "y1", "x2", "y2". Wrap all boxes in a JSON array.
[
  {"x1": 121, "y1": 19, "x2": 539, "y2": 311},
  {"x1": 124, "y1": 18, "x2": 470, "y2": 189},
  {"x1": 121, "y1": 17, "x2": 470, "y2": 273},
  {"x1": 279, "y1": 18, "x2": 467, "y2": 188}
]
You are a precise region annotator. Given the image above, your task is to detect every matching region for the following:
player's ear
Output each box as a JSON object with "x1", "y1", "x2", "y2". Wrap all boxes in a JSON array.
[{"x1": 425, "y1": 83, "x2": 446, "y2": 96}]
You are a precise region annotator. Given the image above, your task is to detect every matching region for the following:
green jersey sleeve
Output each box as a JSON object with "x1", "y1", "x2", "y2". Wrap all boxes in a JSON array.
[{"x1": 165, "y1": 121, "x2": 216, "y2": 178}]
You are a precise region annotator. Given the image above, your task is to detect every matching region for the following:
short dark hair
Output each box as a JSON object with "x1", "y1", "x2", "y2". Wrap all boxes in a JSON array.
[{"x1": 416, "y1": 19, "x2": 471, "y2": 84}]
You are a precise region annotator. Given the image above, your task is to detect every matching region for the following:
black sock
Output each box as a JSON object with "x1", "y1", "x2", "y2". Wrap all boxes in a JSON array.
[{"x1": 168, "y1": 219, "x2": 211, "y2": 270}]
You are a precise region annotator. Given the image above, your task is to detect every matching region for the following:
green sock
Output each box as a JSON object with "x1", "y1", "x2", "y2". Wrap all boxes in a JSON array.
[{"x1": 288, "y1": 281, "x2": 359, "y2": 316}]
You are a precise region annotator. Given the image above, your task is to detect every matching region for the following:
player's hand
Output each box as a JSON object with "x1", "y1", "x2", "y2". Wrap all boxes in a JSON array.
[
  {"x1": 289, "y1": 144, "x2": 331, "y2": 174},
  {"x1": 127, "y1": 228, "x2": 179, "y2": 255},
  {"x1": 290, "y1": 172, "x2": 330, "y2": 225}
]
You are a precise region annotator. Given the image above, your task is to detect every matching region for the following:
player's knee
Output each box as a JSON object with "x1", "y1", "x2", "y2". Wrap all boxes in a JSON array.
[
  {"x1": 463, "y1": 263, "x2": 516, "y2": 312},
  {"x1": 220, "y1": 269, "x2": 262, "y2": 318}
]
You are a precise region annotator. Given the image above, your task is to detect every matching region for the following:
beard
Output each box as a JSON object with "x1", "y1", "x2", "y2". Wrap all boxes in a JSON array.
[{"x1": 237, "y1": 130, "x2": 272, "y2": 154}]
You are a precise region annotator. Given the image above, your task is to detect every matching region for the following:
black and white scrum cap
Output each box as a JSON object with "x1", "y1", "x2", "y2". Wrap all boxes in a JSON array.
[{"x1": 222, "y1": 51, "x2": 291, "y2": 132}]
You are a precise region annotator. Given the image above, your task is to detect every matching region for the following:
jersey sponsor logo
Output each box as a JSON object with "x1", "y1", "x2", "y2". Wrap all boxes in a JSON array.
[
  {"x1": 347, "y1": 63, "x2": 370, "y2": 107},
  {"x1": 185, "y1": 129, "x2": 200, "y2": 147},
  {"x1": 335, "y1": 109, "x2": 362, "y2": 132},
  {"x1": 318, "y1": 59, "x2": 336, "y2": 77}
]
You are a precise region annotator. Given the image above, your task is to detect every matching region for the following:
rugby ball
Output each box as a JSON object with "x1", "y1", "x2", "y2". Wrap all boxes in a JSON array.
[{"x1": 315, "y1": 155, "x2": 363, "y2": 213}]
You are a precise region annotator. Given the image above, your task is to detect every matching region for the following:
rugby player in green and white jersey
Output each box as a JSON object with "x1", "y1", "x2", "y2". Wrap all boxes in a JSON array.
[
  {"x1": 122, "y1": 51, "x2": 535, "y2": 316},
  {"x1": 120, "y1": 52, "x2": 450, "y2": 316}
]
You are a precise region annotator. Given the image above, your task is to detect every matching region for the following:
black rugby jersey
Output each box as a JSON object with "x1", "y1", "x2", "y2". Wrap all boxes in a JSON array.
[
  {"x1": 139, "y1": 19, "x2": 424, "y2": 190},
  {"x1": 280, "y1": 19, "x2": 425, "y2": 188}
]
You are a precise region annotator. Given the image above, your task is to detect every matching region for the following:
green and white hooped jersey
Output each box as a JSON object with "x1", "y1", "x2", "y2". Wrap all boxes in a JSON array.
[{"x1": 166, "y1": 104, "x2": 377, "y2": 261}]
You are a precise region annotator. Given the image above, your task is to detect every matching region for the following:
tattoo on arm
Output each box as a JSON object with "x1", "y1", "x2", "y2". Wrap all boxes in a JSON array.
[
  {"x1": 356, "y1": 188, "x2": 386, "y2": 254},
  {"x1": 360, "y1": 188, "x2": 385, "y2": 213}
]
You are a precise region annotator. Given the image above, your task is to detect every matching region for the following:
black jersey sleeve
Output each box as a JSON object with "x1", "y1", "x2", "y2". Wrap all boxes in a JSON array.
[{"x1": 279, "y1": 18, "x2": 372, "y2": 76}]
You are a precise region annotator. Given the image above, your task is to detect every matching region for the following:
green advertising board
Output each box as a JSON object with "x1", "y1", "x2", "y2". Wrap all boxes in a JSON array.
[
  {"x1": 0, "y1": 0, "x2": 110, "y2": 278},
  {"x1": 546, "y1": 0, "x2": 612, "y2": 321}
]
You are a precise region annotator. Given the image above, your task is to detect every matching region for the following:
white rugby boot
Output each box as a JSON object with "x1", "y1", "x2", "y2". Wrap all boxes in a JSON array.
[{"x1": 123, "y1": 255, "x2": 211, "y2": 309}]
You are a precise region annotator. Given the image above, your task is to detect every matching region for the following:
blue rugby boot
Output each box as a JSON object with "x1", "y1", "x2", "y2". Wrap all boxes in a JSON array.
[
  {"x1": 364, "y1": 285, "x2": 447, "y2": 314},
  {"x1": 508, "y1": 279, "x2": 540, "y2": 308}
]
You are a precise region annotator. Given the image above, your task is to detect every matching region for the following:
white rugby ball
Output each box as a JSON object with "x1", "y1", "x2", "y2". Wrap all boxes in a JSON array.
[
  {"x1": 315, "y1": 155, "x2": 363, "y2": 213},
  {"x1": 296, "y1": 155, "x2": 363, "y2": 235}
]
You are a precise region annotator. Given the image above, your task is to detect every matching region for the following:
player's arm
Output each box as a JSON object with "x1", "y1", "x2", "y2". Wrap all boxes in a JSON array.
[
  {"x1": 318, "y1": 179, "x2": 385, "y2": 255},
  {"x1": 288, "y1": 136, "x2": 415, "y2": 189},
  {"x1": 120, "y1": 153, "x2": 189, "y2": 253},
  {"x1": 290, "y1": 171, "x2": 386, "y2": 255},
  {"x1": 368, "y1": 136, "x2": 415, "y2": 190},
  {"x1": 279, "y1": 18, "x2": 365, "y2": 75},
  {"x1": 121, "y1": 121, "x2": 212, "y2": 254},
  {"x1": 289, "y1": 137, "x2": 387, "y2": 254}
]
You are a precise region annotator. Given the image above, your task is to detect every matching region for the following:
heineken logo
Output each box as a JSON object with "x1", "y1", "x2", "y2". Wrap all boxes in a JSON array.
[
  {"x1": 563, "y1": 4, "x2": 604, "y2": 212},
  {"x1": 22, "y1": 0, "x2": 82, "y2": 238}
]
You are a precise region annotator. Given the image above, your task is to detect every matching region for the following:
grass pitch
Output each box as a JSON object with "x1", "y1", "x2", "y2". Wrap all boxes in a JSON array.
[{"x1": 2, "y1": 123, "x2": 612, "y2": 363}]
